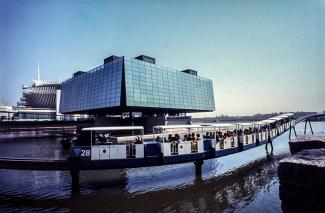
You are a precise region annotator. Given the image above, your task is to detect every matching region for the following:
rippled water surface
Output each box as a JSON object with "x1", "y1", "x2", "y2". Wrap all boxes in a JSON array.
[{"x1": 0, "y1": 122, "x2": 324, "y2": 212}]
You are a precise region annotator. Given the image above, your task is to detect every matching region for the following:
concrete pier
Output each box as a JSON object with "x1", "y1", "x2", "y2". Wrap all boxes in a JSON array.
[
  {"x1": 289, "y1": 135, "x2": 325, "y2": 154},
  {"x1": 194, "y1": 160, "x2": 204, "y2": 176},
  {"x1": 265, "y1": 137, "x2": 273, "y2": 153},
  {"x1": 70, "y1": 169, "x2": 80, "y2": 192},
  {"x1": 278, "y1": 148, "x2": 325, "y2": 213}
]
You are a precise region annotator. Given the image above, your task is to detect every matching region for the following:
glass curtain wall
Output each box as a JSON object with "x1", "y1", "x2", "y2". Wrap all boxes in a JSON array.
[
  {"x1": 124, "y1": 57, "x2": 215, "y2": 111},
  {"x1": 60, "y1": 56, "x2": 215, "y2": 113},
  {"x1": 60, "y1": 58, "x2": 123, "y2": 113}
]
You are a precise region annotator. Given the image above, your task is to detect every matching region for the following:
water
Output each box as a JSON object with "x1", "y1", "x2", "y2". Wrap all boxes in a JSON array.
[{"x1": 0, "y1": 122, "x2": 324, "y2": 212}]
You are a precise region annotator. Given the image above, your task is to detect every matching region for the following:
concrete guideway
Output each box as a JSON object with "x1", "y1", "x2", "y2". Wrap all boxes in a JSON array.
[{"x1": 0, "y1": 114, "x2": 299, "y2": 191}]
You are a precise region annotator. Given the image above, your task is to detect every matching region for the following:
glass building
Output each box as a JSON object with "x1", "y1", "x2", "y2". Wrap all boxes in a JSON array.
[{"x1": 60, "y1": 55, "x2": 215, "y2": 114}]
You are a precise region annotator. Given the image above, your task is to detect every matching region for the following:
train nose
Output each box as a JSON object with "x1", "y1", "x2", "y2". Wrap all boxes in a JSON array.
[{"x1": 68, "y1": 147, "x2": 82, "y2": 159}]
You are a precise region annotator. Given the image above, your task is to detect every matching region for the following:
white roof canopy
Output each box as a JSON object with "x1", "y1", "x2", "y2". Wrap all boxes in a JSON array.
[
  {"x1": 235, "y1": 122, "x2": 253, "y2": 126},
  {"x1": 253, "y1": 121, "x2": 268, "y2": 125},
  {"x1": 276, "y1": 113, "x2": 294, "y2": 118},
  {"x1": 269, "y1": 117, "x2": 284, "y2": 121},
  {"x1": 153, "y1": 125, "x2": 203, "y2": 130},
  {"x1": 275, "y1": 115, "x2": 289, "y2": 118},
  {"x1": 260, "y1": 119, "x2": 276, "y2": 124},
  {"x1": 200, "y1": 123, "x2": 235, "y2": 128},
  {"x1": 82, "y1": 126, "x2": 144, "y2": 131}
]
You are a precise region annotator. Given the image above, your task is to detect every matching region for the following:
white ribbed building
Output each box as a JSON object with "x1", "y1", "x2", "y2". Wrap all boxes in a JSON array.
[
  {"x1": 19, "y1": 80, "x2": 61, "y2": 109},
  {"x1": 14, "y1": 61, "x2": 63, "y2": 120},
  {"x1": 16, "y1": 80, "x2": 61, "y2": 120}
]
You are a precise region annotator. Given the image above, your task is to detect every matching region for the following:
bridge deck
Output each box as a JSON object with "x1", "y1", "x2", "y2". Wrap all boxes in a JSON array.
[{"x1": 0, "y1": 120, "x2": 295, "y2": 171}]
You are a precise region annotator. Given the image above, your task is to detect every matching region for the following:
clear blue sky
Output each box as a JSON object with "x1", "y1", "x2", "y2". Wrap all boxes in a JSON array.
[{"x1": 1, "y1": 0, "x2": 324, "y2": 116}]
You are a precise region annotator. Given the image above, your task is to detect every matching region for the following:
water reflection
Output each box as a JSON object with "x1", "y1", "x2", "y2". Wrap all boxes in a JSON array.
[
  {"x1": 0, "y1": 136, "x2": 67, "y2": 159},
  {"x1": 0, "y1": 154, "x2": 285, "y2": 212}
]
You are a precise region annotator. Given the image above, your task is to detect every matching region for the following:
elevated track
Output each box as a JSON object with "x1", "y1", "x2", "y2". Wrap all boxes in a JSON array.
[{"x1": 1, "y1": 114, "x2": 318, "y2": 190}]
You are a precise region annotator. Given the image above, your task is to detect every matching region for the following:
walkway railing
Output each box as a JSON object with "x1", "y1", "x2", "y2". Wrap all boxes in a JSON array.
[{"x1": 289, "y1": 114, "x2": 325, "y2": 140}]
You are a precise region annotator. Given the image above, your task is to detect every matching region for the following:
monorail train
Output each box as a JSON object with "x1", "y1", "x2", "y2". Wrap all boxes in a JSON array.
[{"x1": 68, "y1": 114, "x2": 294, "y2": 170}]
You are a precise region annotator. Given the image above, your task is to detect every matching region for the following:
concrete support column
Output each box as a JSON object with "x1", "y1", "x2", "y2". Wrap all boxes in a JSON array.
[
  {"x1": 70, "y1": 169, "x2": 80, "y2": 192},
  {"x1": 265, "y1": 137, "x2": 273, "y2": 154},
  {"x1": 256, "y1": 136, "x2": 260, "y2": 146},
  {"x1": 194, "y1": 159, "x2": 204, "y2": 176}
]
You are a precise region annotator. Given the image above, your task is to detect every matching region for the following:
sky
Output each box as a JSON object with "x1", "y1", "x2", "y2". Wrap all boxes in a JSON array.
[{"x1": 0, "y1": 0, "x2": 324, "y2": 117}]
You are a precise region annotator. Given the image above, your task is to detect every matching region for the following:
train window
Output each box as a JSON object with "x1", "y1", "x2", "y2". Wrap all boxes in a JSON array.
[
  {"x1": 78, "y1": 131, "x2": 92, "y2": 146},
  {"x1": 91, "y1": 129, "x2": 144, "y2": 145}
]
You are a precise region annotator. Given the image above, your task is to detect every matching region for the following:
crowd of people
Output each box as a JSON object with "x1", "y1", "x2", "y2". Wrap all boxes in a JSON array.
[
  {"x1": 155, "y1": 127, "x2": 271, "y2": 144},
  {"x1": 95, "y1": 133, "x2": 112, "y2": 144},
  {"x1": 156, "y1": 133, "x2": 202, "y2": 153},
  {"x1": 94, "y1": 133, "x2": 144, "y2": 145},
  {"x1": 155, "y1": 125, "x2": 274, "y2": 151},
  {"x1": 156, "y1": 132, "x2": 202, "y2": 143}
]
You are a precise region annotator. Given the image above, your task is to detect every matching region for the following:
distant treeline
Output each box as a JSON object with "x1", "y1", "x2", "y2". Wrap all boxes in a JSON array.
[{"x1": 193, "y1": 111, "x2": 324, "y2": 123}]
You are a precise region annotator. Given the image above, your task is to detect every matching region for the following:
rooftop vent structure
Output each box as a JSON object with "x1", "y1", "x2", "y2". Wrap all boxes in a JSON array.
[
  {"x1": 135, "y1": 55, "x2": 156, "y2": 64},
  {"x1": 104, "y1": 55, "x2": 120, "y2": 64},
  {"x1": 181, "y1": 69, "x2": 197, "y2": 76},
  {"x1": 73, "y1": 71, "x2": 86, "y2": 78}
]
